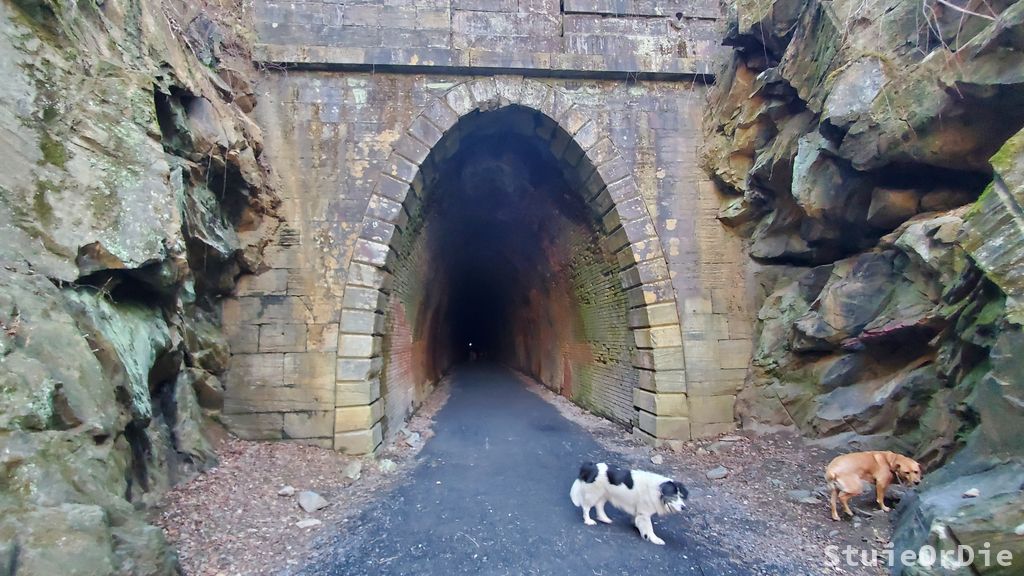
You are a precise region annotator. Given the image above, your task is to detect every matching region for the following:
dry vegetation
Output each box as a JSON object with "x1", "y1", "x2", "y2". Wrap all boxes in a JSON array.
[{"x1": 152, "y1": 382, "x2": 450, "y2": 575}]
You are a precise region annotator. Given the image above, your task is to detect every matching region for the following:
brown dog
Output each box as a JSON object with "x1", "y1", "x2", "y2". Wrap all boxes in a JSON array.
[{"x1": 825, "y1": 451, "x2": 922, "y2": 521}]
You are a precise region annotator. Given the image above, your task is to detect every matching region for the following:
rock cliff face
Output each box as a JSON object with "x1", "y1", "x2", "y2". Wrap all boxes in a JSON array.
[
  {"x1": 704, "y1": 0, "x2": 1024, "y2": 571},
  {"x1": 0, "y1": 0, "x2": 277, "y2": 572}
]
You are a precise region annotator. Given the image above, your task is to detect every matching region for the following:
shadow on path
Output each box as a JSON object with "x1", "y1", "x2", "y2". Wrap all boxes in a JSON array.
[{"x1": 300, "y1": 364, "x2": 759, "y2": 575}]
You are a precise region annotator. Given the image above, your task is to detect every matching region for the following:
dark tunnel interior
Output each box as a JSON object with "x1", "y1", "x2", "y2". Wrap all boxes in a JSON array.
[
  {"x1": 379, "y1": 106, "x2": 639, "y2": 435},
  {"x1": 431, "y1": 127, "x2": 589, "y2": 364}
]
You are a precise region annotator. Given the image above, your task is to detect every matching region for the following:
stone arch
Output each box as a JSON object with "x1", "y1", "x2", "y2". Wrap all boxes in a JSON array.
[{"x1": 333, "y1": 76, "x2": 689, "y2": 454}]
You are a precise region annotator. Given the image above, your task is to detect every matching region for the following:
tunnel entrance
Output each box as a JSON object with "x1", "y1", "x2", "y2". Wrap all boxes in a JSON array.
[{"x1": 378, "y1": 106, "x2": 640, "y2": 439}]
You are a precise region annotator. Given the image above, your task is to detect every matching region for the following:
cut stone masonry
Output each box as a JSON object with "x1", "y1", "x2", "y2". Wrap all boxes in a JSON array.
[{"x1": 222, "y1": 1, "x2": 753, "y2": 454}]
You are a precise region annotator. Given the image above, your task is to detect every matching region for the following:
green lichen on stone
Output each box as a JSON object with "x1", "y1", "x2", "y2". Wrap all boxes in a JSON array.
[
  {"x1": 32, "y1": 180, "x2": 57, "y2": 227},
  {"x1": 963, "y1": 182, "x2": 995, "y2": 221},
  {"x1": 571, "y1": 363, "x2": 597, "y2": 412},
  {"x1": 41, "y1": 104, "x2": 59, "y2": 123},
  {"x1": 89, "y1": 187, "x2": 121, "y2": 226},
  {"x1": 62, "y1": 290, "x2": 173, "y2": 423},
  {"x1": 962, "y1": 128, "x2": 1024, "y2": 324},
  {"x1": 8, "y1": 0, "x2": 60, "y2": 42},
  {"x1": 989, "y1": 128, "x2": 1024, "y2": 173},
  {"x1": 973, "y1": 295, "x2": 1007, "y2": 328},
  {"x1": 38, "y1": 132, "x2": 67, "y2": 168}
]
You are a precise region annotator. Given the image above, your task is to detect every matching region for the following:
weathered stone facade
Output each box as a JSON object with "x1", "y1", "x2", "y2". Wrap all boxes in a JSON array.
[{"x1": 222, "y1": 0, "x2": 753, "y2": 453}]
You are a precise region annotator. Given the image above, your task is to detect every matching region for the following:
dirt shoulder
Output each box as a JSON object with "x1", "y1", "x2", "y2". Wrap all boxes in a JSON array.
[
  {"x1": 151, "y1": 381, "x2": 450, "y2": 575},
  {"x1": 526, "y1": 380, "x2": 893, "y2": 575}
]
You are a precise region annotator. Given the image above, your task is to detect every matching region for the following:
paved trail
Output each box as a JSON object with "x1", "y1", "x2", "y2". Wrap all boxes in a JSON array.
[{"x1": 302, "y1": 365, "x2": 764, "y2": 576}]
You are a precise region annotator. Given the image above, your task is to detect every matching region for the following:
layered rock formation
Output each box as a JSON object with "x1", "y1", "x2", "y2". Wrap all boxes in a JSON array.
[
  {"x1": 704, "y1": 0, "x2": 1024, "y2": 571},
  {"x1": 0, "y1": 0, "x2": 277, "y2": 572}
]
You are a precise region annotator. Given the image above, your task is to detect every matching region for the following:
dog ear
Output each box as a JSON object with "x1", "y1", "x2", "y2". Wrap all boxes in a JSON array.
[
  {"x1": 579, "y1": 462, "x2": 599, "y2": 483},
  {"x1": 659, "y1": 481, "x2": 678, "y2": 497},
  {"x1": 675, "y1": 481, "x2": 689, "y2": 500}
]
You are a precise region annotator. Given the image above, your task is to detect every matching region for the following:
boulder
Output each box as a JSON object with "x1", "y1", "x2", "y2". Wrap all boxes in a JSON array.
[
  {"x1": 183, "y1": 311, "x2": 231, "y2": 374},
  {"x1": 818, "y1": 353, "x2": 869, "y2": 391},
  {"x1": 184, "y1": 97, "x2": 231, "y2": 157},
  {"x1": 894, "y1": 448, "x2": 1024, "y2": 576},
  {"x1": 920, "y1": 188, "x2": 976, "y2": 212},
  {"x1": 182, "y1": 368, "x2": 225, "y2": 411},
  {"x1": 792, "y1": 252, "x2": 898, "y2": 350},
  {"x1": 733, "y1": 0, "x2": 805, "y2": 56},
  {"x1": 298, "y1": 491, "x2": 329, "y2": 513},
  {"x1": 169, "y1": 370, "x2": 217, "y2": 471},
  {"x1": 821, "y1": 57, "x2": 887, "y2": 129},
  {"x1": 185, "y1": 12, "x2": 225, "y2": 67},
  {"x1": 866, "y1": 188, "x2": 919, "y2": 230},
  {"x1": 180, "y1": 171, "x2": 243, "y2": 296},
  {"x1": 962, "y1": 129, "x2": 1024, "y2": 324},
  {"x1": 752, "y1": 265, "x2": 832, "y2": 367},
  {"x1": 706, "y1": 466, "x2": 729, "y2": 480},
  {"x1": 62, "y1": 290, "x2": 175, "y2": 423},
  {"x1": 110, "y1": 520, "x2": 179, "y2": 576},
  {"x1": 748, "y1": 111, "x2": 816, "y2": 196},
  {"x1": 0, "y1": 430, "x2": 134, "y2": 522},
  {"x1": 0, "y1": 70, "x2": 182, "y2": 284},
  {"x1": 887, "y1": 209, "x2": 967, "y2": 285},
  {"x1": 973, "y1": 329, "x2": 1024, "y2": 455},
  {"x1": 748, "y1": 205, "x2": 814, "y2": 261},
  {"x1": 217, "y1": 66, "x2": 257, "y2": 113},
  {"x1": 839, "y1": 4, "x2": 1024, "y2": 171},
  {"x1": 0, "y1": 504, "x2": 117, "y2": 576},
  {"x1": 0, "y1": 269, "x2": 118, "y2": 435},
  {"x1": 790, "y1": 132, "x2": 872, "y2": 223},
  {"x1": 813, "y1": 364, "x2": 937, "y2": 437},
  {"x1": 775, "y1": 0, "x2": 842, "y2": 110},
  {"x1": 718, "y1": 194, "x2": 764, "y2": 229}
]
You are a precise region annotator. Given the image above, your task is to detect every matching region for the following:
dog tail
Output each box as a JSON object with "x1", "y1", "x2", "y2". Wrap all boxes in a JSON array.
[
  {"x1": 825, "y1": 469, "x2": 839, "y2": 493},
  {"x1": 570, "y1": 479, "x2": 583, "y2": 507}
]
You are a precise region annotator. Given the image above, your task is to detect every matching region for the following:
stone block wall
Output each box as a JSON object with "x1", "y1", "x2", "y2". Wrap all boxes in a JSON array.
[
  {"x1": 222, "y1": 0, "x2": 753, "y2": 452},
  {"x1": 371, "y1": 103, "x2": 645, "y2": 436},
  {"x1": 220, "y1": 70, "x2": 754, "y2": 450},
  {"x1": 251, "y1": 0, "x2": 725, "y2": 76}
]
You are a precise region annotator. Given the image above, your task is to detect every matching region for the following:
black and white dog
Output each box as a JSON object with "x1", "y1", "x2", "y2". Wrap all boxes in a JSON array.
[{"x1": 569, "y1": 461, "x2": 688, "y2": 545}]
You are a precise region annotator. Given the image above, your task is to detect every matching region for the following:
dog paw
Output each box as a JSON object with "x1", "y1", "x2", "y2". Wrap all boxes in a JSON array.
[
  {"x1": 649, "y1": 536, "x2": 666, "y2": 545},
  {"x1": 584, "y1": 519, "x2": 597, "y2": 526},
  {"x1": 831, "y1": 515, "x2": 840, "y2": 522},
  {"x1": 880, "y1": 506, "x2": 891, "y2": 513},
  {"x1": 597, "y1": 517, "x2": 612, "y2": 524}
]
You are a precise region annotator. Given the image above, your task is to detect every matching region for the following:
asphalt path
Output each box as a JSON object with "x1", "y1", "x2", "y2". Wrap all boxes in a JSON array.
[{"x1": 301, "y1": 364, "x2": 764, "y2": 576}]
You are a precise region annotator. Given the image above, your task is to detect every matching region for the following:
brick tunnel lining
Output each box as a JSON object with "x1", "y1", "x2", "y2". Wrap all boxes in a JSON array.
[{"x1": 380, "y1": 107, "x2": 640, "y2": 439}]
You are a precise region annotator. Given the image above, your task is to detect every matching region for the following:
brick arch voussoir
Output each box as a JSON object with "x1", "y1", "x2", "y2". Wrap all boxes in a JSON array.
[
  {"x1": 335, "y1": 75, "x2": 688, "y2": 450},
  {"x1": 587, "y1": 164, "x2": 684, "y2": 375}
]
